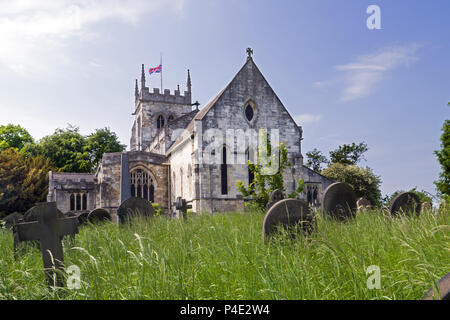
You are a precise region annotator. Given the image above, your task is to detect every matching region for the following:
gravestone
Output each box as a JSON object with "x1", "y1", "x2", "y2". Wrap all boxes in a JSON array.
[
  {"x1": 13, "y1": 202, "x2": 78, "y2": 287},
  {"x1": 389, "y1": 192, "x2": 421, "y2": 216},
  {"x1": 422, "y1": 272, "x2": 450, "y2": 300},
  {"x1": 117, "y1": 197, "x2": 154, "y2": 224},
  {"x1": 357, "y1": 197, "x2": 371, "y2": 211},
  {"x1": 421, "y1": 202, "x2": 432, "y2": 212},
  {"x1": 2, "y1": 212, "x2": 23, "y2": 229},
  {"x1": 266, "y1": 189, "x2": 284, "y2": 210},
  {"x1": 87, "y1": 208, "x2": 112, "y2": 223},
  {"x1": 173, "y1": 197, "x2": 192, "y2": 219},
  {"x1": 76, "y1": 211, "x2": 89, "y2": 226},
  {"x1": 321, "y1": 182, "x2": 357, "y2": 220},
  {"x1": 262, "y1": 199, "x2": 314, "y2": 242}
]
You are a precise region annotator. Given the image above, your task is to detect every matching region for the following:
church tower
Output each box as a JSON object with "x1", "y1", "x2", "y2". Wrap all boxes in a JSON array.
[{"x1": 130, "y1": 64, "x2": 193, "y2": 151}]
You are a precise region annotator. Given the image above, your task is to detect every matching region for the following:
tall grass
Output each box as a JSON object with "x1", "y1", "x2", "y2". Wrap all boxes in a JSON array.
[{"x1": 0, "y1": 208, "x2": 448, "y2": 299}]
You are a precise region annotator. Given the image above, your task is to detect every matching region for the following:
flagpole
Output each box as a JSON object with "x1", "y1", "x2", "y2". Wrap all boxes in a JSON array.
[{"x1": 160, "y1": 53, "x2": 163, "y2": 92}]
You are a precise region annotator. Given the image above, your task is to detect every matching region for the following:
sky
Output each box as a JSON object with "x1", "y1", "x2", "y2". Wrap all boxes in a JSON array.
[{"x1": 0, "y1": 0, "x2": 448, "y2": 198}]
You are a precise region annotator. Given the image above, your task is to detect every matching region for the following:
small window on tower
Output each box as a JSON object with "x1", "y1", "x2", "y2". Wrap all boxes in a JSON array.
[
  {"x1": 168, "y1": 115, "x2": 174, "y2": 122},
  {"x1": 157, "y1": 115, "x2": 165, "y2": 129},
  {"x1": 245, "y1": 104, "x2": 254, "y2": 122}
]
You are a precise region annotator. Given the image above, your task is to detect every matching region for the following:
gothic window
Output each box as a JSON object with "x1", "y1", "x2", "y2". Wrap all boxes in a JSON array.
[
  {"x1": 221, "y1": 145, "x2": 228, "y2": 195},
  {"x1": 168, "y1": 115, "x2": 174, "y2": 122},
  {"x1": 76, "y1": 194, "x2": 81, "y2": 211},
  {"x1": 82, "y1": 194, "x2": 87, "y2": 210},
  {"x1": 130, "y1": 168, "x2": 155, "y2": 202},
  {"x1": 245, "y1": 104, "x2": 254, "y2": 122},
  {"x1": 70, "y1": 194, "x2": 75, "y2": 211},
  {"x1": 157, "y1": 115, "x2": 165, "y2": 129},
  {"x1": 246, "y1": 148, "x2": 254, "y2": 187}
]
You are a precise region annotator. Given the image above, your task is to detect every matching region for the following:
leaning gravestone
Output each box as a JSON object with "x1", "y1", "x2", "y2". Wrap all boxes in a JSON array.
[
  {"x1": 389, "y1": 192, "x2": 421, "y2": 216},
  {"x1": 13, "y1": 202, "x2": 79, "y2": 287},
  {"x1": 87, "y1": 208, "x2": 112, "y2": 224},
  {"x1": 422, "y1": 272, "x2": 450, "y2": 300},
  {"x1": 2, "y1": 212, "x2": 23, "y2": 229},
  {"x1": 356, "y1": 197, "x2": 371, "y2": 211},
  {"x1": 266, "y1": 189, "x2": 284, "y2": 210},
  {"x1": 321, "y1": 182, "x2": 357, "y2": 220},
  {"x1": 262, "y1": 199, "x2": 314, "y2": 242},
  {"x1": 117, "y1": 197, "x2": 154, "y2": 224}
]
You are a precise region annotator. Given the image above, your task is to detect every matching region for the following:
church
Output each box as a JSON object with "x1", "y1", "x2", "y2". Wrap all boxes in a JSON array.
[{"x1": 47, "y1": 49, "x2": 333, "y2": 219}]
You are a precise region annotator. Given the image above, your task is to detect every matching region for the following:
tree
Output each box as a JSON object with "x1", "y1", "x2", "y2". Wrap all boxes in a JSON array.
[
  {"x1": 86, "y1": 127, "x2": 126, "y2": 169},
  {"x1": 27, "y1": 125, "x2": 92, "y2": 173},
  {"x1": 434, "y1": 102, "x2": 450, "y2": 199},
  {"x1": 0, "y1": 148, "x2": 54, "y2": 216},
  {"x1": 329, "y1": 142, "x2": 368, "y2": 165},
  {"x1": 0, "y1": 124, "x2": 34, "y2": 151},
  {"x1": 305, "y1": 148, "x2": 328, "y2": 172},
  {"x1": 236, "y1": 130, "x2": 304, "y2": 211},
  {"x1": 321, "y1": 162, "x2": 382, "y2": 207}
]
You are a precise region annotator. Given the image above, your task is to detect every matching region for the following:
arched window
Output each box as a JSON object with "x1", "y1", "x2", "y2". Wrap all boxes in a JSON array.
[
  {"x1": 221, "y1": 145, "x2": 228, "y2": 195},
  {"x1": 246, "y1": 148, "x2": 254, "y2": 188},
  {"x1": 157, "y1": 115, "x2": 165, "y2": 129},
  {"x1": 82, "y1": 194, "x2": 87, "y2": 210},
  {"x1": 70, "y1": 194, "x2": 75, "y2": 211},
  {"x1": 76, "y1": 194, "x2": 81, "y2": 211},
  {"x1": 168, "y1": 115, "x2": 174, "y2": 122},
  {"x1": 130, "y1": 168, "x2": 155, "y2": 202},
  {"x1": 313, "y1": 187, "x2": 318, "y2": 205},
  {"x1": 245, "y1": 104, "x2": 254, "y2": 121}
]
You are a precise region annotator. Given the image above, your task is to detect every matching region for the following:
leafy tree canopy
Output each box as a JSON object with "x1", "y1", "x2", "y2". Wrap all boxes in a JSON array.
[
  {"x1": 329, "y1": 142, "x2": 368, "y2": 165},
  {"x1": 305, "y1": 148, "x2": 328, "y2": 172},
  {"x1": 434, "y1": 102, "x2": 450, "y2": 199},
  {"x1": 0, "y1": 148, "x2": 55, "y2": 216},
  {"x1": 0, "y1": 124, "x2": 34, "y2": 151},
  {"x1": 87, "y1": 127, "x2": 126, "y2": 169},
  {"x1": 321, "y1": 162, "x2": 382, "y2": 207}
]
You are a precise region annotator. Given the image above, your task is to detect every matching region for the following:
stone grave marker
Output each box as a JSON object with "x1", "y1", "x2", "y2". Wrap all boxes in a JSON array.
[
  {"x1": 87, "y1": 208, "x2": 112, "y2": 224},
  {"x1": 266, "y1": 189, "x2": 284, "y2": 210},
  {"x1": 321, "y1": 182, "x2": 357, "y2": 220},
  {"x1": 422, "y1": 272, "x2": 450, "y2": 300},
  {"x1": 389, "y1": 192, "x2": 421, "y2": 216},
  {"x1": 421, "y1": 202, "x2": 432, "y2": 212},
  {"x1": 117, "y1": 197, "x2": 154, "y2": 224},
  {"x1": 262, "y1": 199, "x2": 315, "y2": 242},
  {"x1": 2, "y1": 212, "x2": 23, "y2": 229},
  {"x1": 356, "y1": 197, "x2": 371, "y2": 211},
  {"x1": 173, "y1": 197, "x2": 192, "y2": 219},
  {"x1": 13, "y1": 202, "x2": 79, "y2": 287}
]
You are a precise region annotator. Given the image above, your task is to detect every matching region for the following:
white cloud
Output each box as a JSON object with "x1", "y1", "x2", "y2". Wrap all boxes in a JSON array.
[
  {"x1": 293, "y1": 113, "x2": 322, "y2": 125},
  {"x1": 0, "y1": 0, "x2": 185, "y2": 75},
  {"x1": 335, "y1": 44, "x2": 421, "y2": 101}
]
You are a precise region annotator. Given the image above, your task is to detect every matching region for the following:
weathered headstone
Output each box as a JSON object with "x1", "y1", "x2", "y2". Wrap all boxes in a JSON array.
[
  {"x1": 13, "y1": 202, "x2": 78, "y2": 287},
  {"x1": 262, "y1": 199, "x2": 314, "y2": 242},
  {"x1": 2, "y1": 212, "x2": 23, "y2": 229},
  {"x1": 117, "y1": 197, "x2": 154, "y2": 224},
  {"x1": 421, "y1": 202, "x2": 432, "y2": 212},
  {"x1": 389, "y1": 192, "x2": 421, "y2": 216},
  {"x1": 173, "y1": 197, "x2": 192, "y2": 219},
  {"x1": 422, "y1": 272, "x2": 450, "y2": 300},
  {"x1": 321, "y1": 182, "x2": 357, "y2": 220},
  {"x1": 266, "y1": 189, "x2": 284, "y2": 210},
  {"x1": 357, "y1": 197, "x2": 371, "y2": 211},
  {"x1": 87, "y1": 208, "x2": 112, "y2": 223}
]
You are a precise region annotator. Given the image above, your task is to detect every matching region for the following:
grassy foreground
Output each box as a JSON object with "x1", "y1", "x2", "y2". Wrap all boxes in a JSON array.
[{"x1": 0, "y1": 208, "x2": 449, "y2": 300}]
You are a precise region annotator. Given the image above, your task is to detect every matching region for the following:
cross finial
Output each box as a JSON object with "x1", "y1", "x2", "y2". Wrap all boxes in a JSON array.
[{"x1": 246, "y1": 47, "x2": 253, "y2": 60}]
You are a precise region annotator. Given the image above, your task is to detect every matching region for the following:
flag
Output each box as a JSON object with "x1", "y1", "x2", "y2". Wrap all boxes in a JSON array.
[{"x1": 148, "y1": 64, "x2": 162, "y2": 75}]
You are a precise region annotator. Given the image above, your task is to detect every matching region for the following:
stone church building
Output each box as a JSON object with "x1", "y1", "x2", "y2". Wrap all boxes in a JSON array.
[{"x1": 47, "y1": 50, "x2": 332, "y2": 219}]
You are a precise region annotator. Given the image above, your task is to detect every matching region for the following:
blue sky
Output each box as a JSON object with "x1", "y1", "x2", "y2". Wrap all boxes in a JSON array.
[{"x1": 0, "y1": 0, "x2": 448, "y2": 198}]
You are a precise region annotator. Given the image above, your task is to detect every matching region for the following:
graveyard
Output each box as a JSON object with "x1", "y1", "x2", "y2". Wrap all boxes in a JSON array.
[
  {"x1": 0, "y1": 1, "x2": 449, "y2": 305},
  {"x1": 0, "y1": 201, "x2": 449, "y2": 300}
]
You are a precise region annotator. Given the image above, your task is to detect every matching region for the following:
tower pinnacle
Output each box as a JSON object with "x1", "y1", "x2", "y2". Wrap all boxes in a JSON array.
[
  {"x1": 141, "y1": 64, "x2": 146, "y2": 89},
  {"x1": 135, "y1": 79, "x2": 139, "y2": 98},
  {"x1": 187, "y1": 69, "x2": 192, "y2": 93}
]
